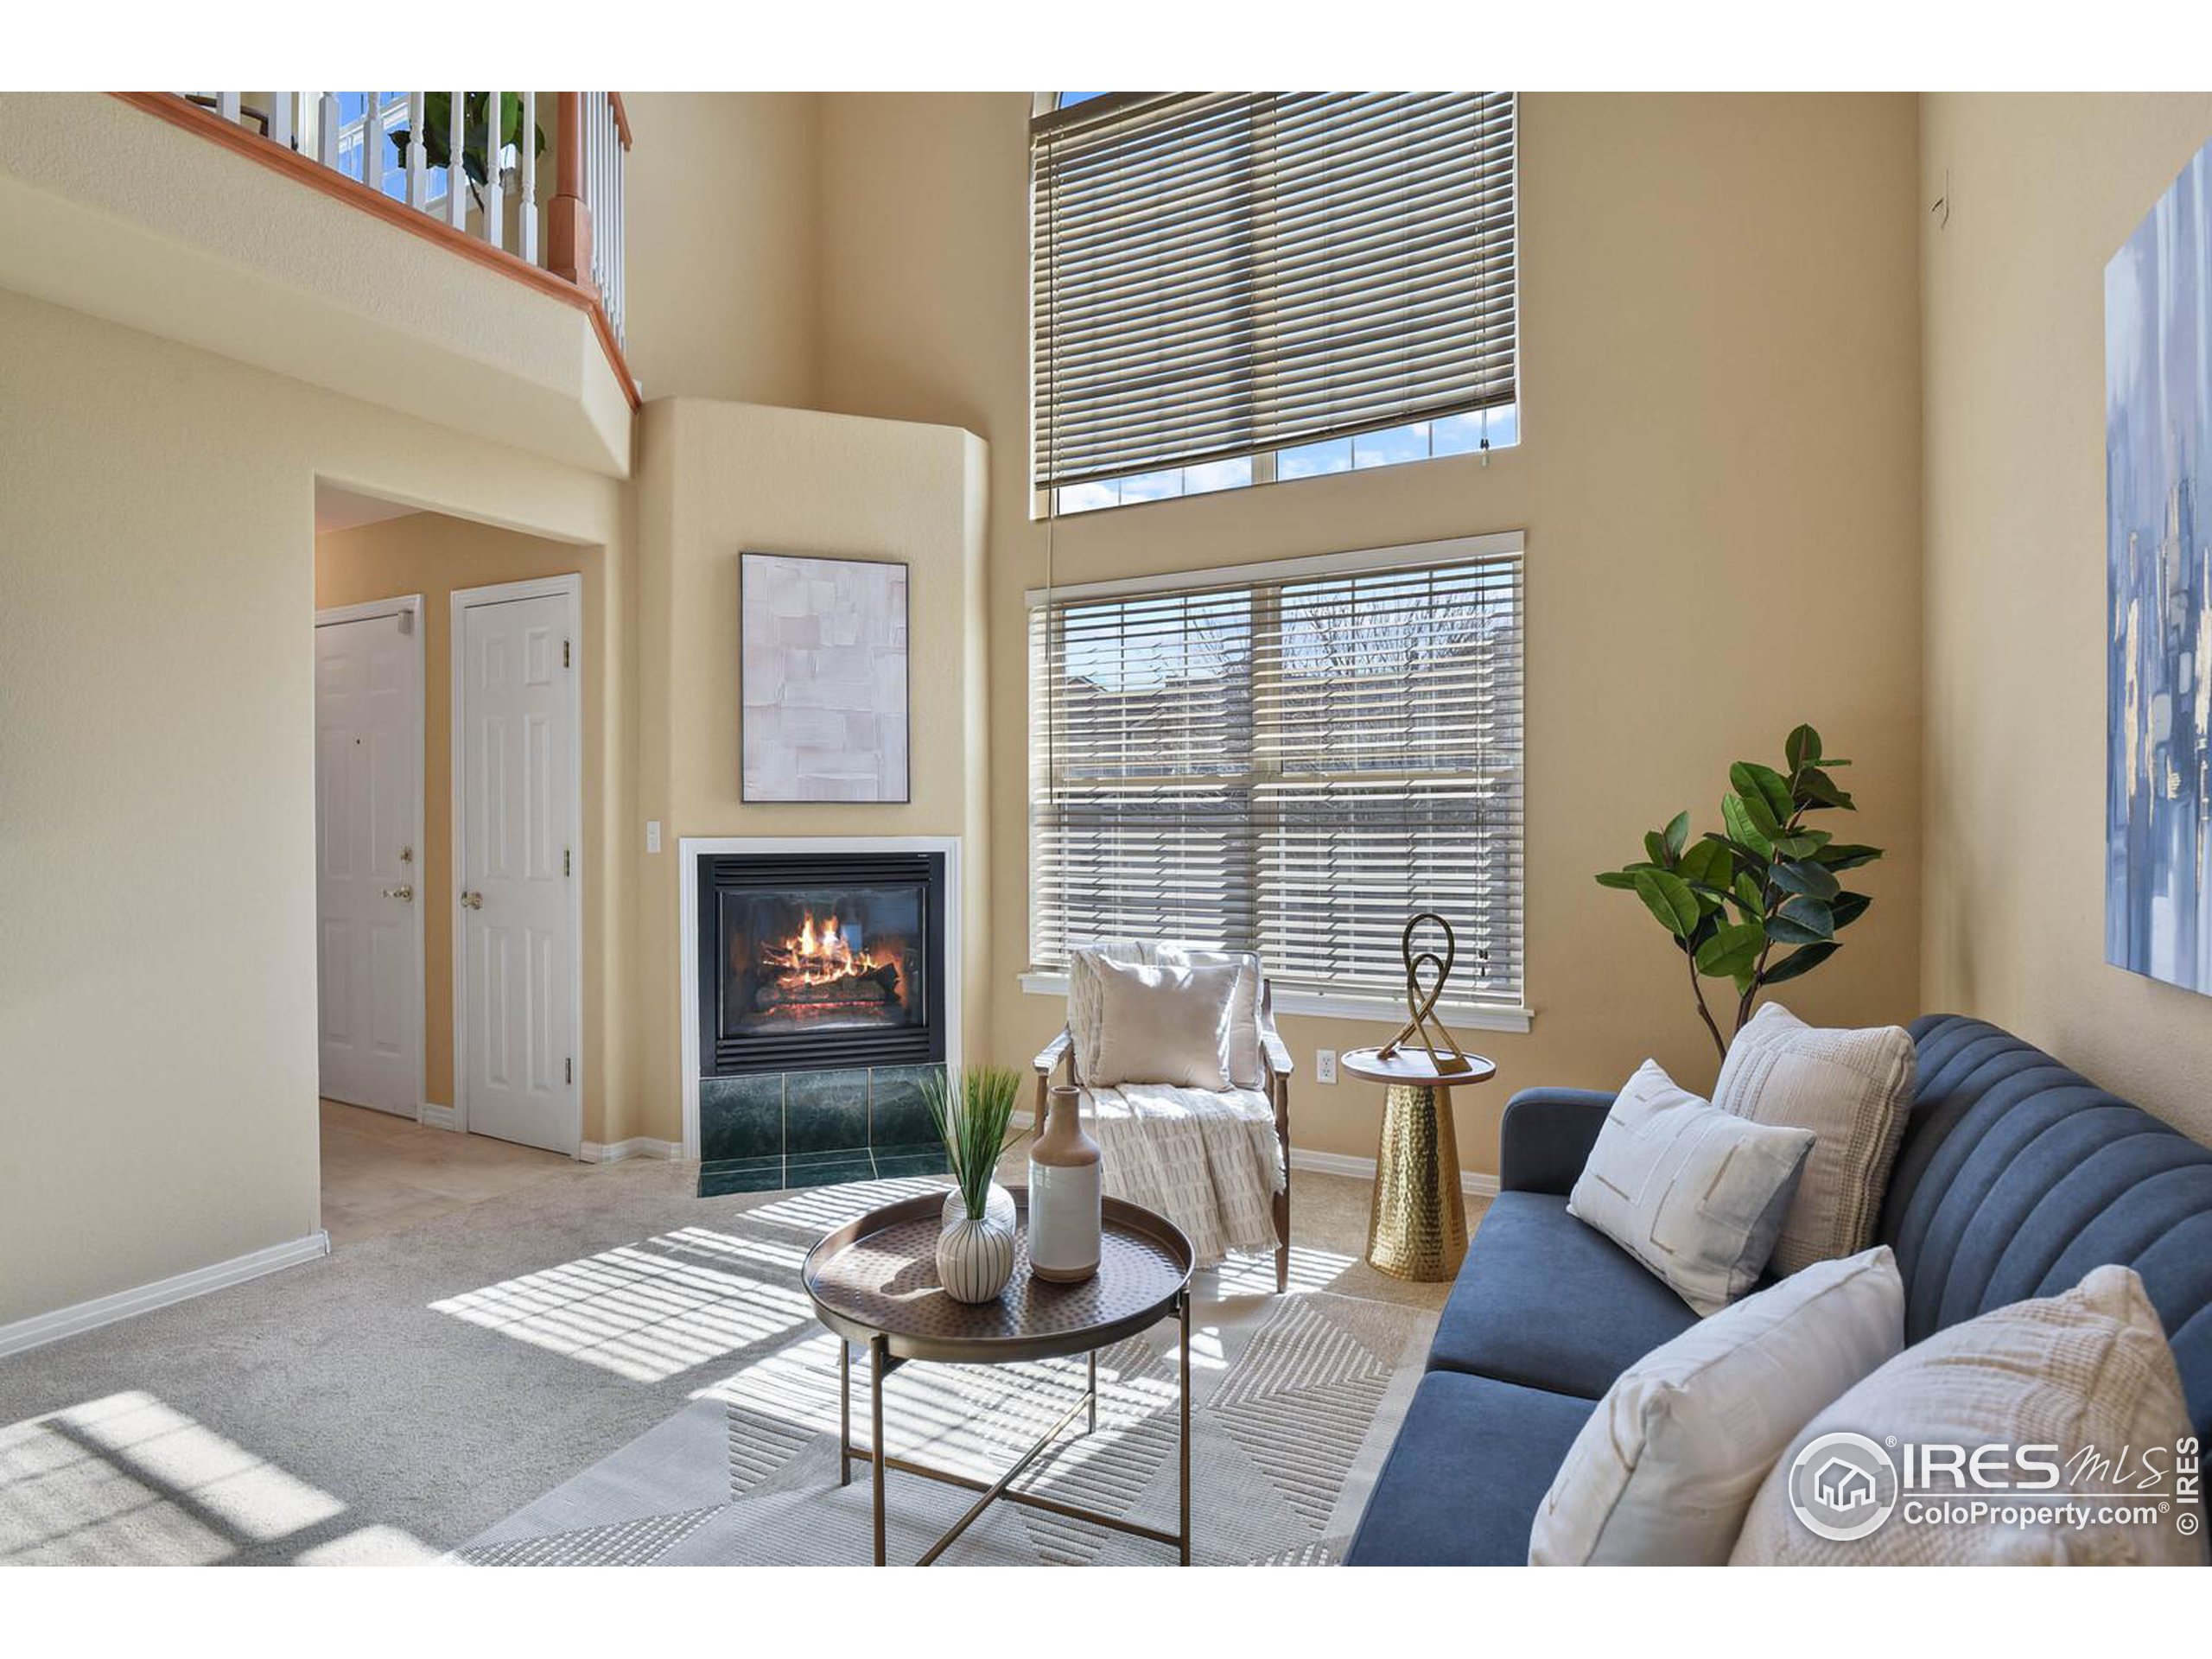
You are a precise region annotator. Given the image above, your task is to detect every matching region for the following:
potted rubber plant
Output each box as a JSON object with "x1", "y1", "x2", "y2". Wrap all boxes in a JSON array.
[
  {"x1": 924, "y1": 1065, "x2": 1023, "y2": 1303},
  {"x1": 1597, "y1": 724, "x2": 1883, "y2": 1058}
]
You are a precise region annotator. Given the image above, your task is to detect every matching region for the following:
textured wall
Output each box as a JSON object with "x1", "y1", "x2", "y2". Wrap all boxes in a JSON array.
[{"x1": 0, "y1": 289, "x2": 630, "y2": 1326}]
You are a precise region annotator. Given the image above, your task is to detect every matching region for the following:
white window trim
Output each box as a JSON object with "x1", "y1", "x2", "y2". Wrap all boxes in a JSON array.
[
  {"x1": 1026, "y1": 530, "x2": 1529, "y2": 1023},
  {"x1": 1015, "y1": 971, "x2": 1533, "y2": 1034},
  {"x1": 1024, "y1": 531, "x2": 1525, "y2": 608}
]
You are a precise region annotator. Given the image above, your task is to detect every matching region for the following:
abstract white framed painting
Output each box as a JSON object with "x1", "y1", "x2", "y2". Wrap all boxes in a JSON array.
[{"x1": 740, "y1": 552, "x2": 911, "y2": 803}]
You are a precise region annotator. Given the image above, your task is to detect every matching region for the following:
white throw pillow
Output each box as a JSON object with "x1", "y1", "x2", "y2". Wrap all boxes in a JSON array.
[
  {"x1": 1084, "y1": 958, "x2": 1240, "y2": 1090},
  {"x1": 1732, "y1": 1265, "x2": 2209, "y2": 1566},
  {"x1": 1530, "y1": 1247, "x2": 1904, "y2": 1565},
  {"x1": 1713, "y1": 1002, "x2": 1916, "y2": 1274},
  {"x1": 1568, "y1": 1060, "x2": 1815, "y2": 1316},
  {"x1": 1154, "y1": 946, "x2": 1264, "y2": 1090}
]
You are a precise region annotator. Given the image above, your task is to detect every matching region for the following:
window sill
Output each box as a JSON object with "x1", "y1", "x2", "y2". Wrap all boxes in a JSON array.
[{"x1": 1017, "y1": 971, "x2": 1534, "y2": 1034}]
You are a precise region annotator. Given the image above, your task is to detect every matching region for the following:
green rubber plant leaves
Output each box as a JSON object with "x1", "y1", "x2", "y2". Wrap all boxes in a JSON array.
[
  {"x1": 1721, "y1": 791, "x2": 1777, "y2": 859},
  {"x1": 1762, "y1": 940, "x2": 1839, "y2": 984},
  {"x1": 1677, "y1": 836, "x2": 1732, "y2": 892},
  {"x1": 1814, "y1": 842, "x2": 1884, "y2": 871},
  {"x1": 1694, "y1": 920, "x2": 1765, "y2": 980},
  {"x1": 1633, "y1": 868, "x2": 1700, "y2": 939},
  {"x1": 1769, "y1": 893, "x2": 1836, "y2": 944},
  {"x1": 1598, "y1": 726, "x2": 1881, "y2": 1058},
  {"x1": 1731, "y1": 761, "x2": 1796, "y2": 826},
  {"x1": 1785, "y1": 723, "x2": 1823, "y2": 773},
  {"x1": 1770, "y1": 858, "x2": 1842, "y2": 902}
]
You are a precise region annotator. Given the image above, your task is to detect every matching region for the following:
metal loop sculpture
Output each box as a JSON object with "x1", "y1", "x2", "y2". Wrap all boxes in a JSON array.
[{"x1": 1378, "y1": 912, "x2": 1475, "y2": 1075}]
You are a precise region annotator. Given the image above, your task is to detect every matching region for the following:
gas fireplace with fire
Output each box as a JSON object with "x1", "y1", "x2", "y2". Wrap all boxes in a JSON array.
[{"x1": 698, "y1": 851, "x2": 946, "y2": 1077}]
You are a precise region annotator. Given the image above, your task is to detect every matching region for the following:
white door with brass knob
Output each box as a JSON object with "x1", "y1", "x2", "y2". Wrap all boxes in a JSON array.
[
  {"x1": 454, "y1": 576, "x2": 582, "y2": 1156},
  {"x1": 315, "y1": 597, "x2": 425, "y2": 1119}
]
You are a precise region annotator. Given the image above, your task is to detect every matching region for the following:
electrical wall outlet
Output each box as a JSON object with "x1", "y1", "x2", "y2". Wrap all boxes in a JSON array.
[
  {"x1": 1316, "y1": 1049, "x2": 1338, "y2": 1085},
  {"x1": 645, "y1": 820, "x2": 662, "y2": 854}
]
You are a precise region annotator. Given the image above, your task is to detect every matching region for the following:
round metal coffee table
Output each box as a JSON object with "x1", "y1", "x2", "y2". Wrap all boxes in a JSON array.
[{"x1": 803, "y1": 1186, "x2": 1195, "y2": 1566}]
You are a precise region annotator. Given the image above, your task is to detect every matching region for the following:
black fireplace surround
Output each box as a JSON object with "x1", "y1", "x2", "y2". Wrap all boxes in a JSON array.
[{"x1": 698, "y1": 850, "x2": 946, "y2": 1077}]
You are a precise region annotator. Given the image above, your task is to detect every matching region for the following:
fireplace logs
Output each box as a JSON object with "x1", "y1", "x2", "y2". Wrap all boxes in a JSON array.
[{"x1": 752, "y1": 910, "x2": 906, "y2": 1015}]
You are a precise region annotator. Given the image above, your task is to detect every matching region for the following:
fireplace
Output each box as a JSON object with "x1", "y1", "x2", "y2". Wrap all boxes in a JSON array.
[{"x1": 697, "y1": 850, "x2": 947, "y2": 1076}]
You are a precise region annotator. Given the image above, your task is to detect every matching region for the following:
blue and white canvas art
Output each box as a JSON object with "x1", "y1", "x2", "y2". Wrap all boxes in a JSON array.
[{"x1": 2108, "y1": 138, "x2": 2212, "y2": 991}]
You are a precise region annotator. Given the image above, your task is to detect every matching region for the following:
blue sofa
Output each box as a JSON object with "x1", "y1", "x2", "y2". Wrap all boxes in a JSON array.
[{"x1": 1344, "y1": 1014, "x2": 2212, "y2": 1566}]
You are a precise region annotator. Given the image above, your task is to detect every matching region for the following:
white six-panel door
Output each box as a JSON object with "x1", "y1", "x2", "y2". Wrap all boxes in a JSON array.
[
  {"x1": 455, "y1": 581, "x2": 581, "y2": 1155},
  {"x1": 315, "y1": 602, "x2": 423, "y2": 1117}
]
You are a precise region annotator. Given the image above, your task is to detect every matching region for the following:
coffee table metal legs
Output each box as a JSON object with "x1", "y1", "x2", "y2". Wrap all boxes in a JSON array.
[
  {"x1": 843, "y1": 1303, "x2": 1192, "y2": 1566},
  {"x1": 1179, "y1": 1287, "x2": 1192, "y2": 1564}
]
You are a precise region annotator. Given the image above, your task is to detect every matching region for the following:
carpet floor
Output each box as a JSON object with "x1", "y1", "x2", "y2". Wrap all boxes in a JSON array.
[{"x1": 0, "y1": 1155, "x2": 1469, "y2": 1566}]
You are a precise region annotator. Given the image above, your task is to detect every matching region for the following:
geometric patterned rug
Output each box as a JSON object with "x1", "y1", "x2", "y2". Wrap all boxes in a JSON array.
[{"x1": 455, "y1": 1269, "x2": 1434, "y2": 1567}]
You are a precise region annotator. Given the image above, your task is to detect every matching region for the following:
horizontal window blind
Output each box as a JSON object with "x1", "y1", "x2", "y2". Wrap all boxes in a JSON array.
[
  {"x1": 1030, "y1": 550, "x2": 1524, "y2": 1006},
  {"x1": 1031, "y1": 92, "x2": 1518, "y2": 493}
]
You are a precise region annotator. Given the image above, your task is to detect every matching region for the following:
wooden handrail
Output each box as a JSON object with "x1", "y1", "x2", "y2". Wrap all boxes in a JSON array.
[{"x1": 108, "y1": 92, "x2": 639, "y2": 411}]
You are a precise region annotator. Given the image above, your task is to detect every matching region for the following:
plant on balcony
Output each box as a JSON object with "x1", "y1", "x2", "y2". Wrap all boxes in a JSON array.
[
  {"x1": 1597, "y1": 724, "x2": 1883, "y2": 1059},
  {"x1": 389, "y1": 92, "x2": 546, "y2": 201}
]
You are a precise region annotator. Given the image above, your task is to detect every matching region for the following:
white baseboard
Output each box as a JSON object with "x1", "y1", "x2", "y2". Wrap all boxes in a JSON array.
[
  {"x1": 0, "y1": 1231, "x2": 331, "y2": 1361},
  {"x1": 1289, "y1": 1146, "x2": 1500, "y2": 1199},
  {"x1": 419, "y1": 1102, "x2": 459, "y2": 1131},
  {"x1": 579, "y1": 1137, "x2": 683, "y2": 1165}
]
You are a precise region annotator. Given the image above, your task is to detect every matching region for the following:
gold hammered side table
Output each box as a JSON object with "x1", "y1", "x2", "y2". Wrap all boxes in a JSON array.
[{"x1": 1341, "y1": 1046, "x2": 1497, "y2": 1282}]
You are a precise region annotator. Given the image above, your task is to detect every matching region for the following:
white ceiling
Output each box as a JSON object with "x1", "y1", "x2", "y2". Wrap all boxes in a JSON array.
[{"x1": 315, "y1": 484, "x2": 425, "y2": 536}]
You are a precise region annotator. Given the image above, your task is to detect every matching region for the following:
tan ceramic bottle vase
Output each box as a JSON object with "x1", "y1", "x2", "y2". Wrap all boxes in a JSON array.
[{"x1": 1027, "y1": 1084, "x2": 1102, "y2": 1282}]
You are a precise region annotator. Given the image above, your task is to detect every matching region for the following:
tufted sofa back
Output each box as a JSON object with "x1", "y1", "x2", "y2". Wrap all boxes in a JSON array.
[{"x1": 1880, "y1": 1014, "x2": 2212, "y2": 1441}]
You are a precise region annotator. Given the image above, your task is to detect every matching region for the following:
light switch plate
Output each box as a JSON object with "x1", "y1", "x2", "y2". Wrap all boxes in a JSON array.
[
  {"x1": 645, "y1": 820, "x2": 662, "y2": 854},
  {"x1": 1316, "y1": 1049, "x2": 1338, "y2": 1085}
]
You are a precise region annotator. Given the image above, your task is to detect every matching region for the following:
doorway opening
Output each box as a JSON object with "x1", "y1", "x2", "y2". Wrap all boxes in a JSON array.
[{"x1": 313, "y1": 484, "x2": 594, "y2": 1217}]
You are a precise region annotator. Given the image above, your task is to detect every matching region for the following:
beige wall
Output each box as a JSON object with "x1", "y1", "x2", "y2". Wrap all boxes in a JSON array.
[
  {"x1": 817, "y1": 92, "x2": 1929, "y2": 1173},
  {"x1": 314, "y1": 515, "x2": 609, "y2": 1130},
  {"x1": 631, "y1": 399, "x2": 990, "y2": 1145},
  {"x1": 1920, "y1": 94, "x2": 2212, "y2": 1143},
  {"x1": 0, "y1": 288, "x2": 632, "y2": 1327},
  {"x1": 621, "y1": 93, "x2": 822, "y2": 409}
]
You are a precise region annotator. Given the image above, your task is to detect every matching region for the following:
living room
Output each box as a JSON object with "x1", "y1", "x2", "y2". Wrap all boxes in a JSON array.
[{"x1": 4, "y1": 4, "x2": 2211, "y2": 1639}]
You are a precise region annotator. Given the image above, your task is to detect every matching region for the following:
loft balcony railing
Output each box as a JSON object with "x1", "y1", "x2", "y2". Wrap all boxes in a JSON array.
[{"x1": 119, "y1": 90, "x2": 634, "y2": 396}]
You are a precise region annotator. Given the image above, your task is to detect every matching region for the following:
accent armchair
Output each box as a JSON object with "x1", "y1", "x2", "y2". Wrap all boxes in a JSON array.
[{"x1": 1033, "y1": 941, "x2": 1294, "y2": 1293}]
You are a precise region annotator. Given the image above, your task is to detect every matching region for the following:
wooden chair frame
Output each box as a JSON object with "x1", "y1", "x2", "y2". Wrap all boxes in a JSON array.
[{"x1": 1033, "y1": 976, "x2": 1294, "y2": 1294}]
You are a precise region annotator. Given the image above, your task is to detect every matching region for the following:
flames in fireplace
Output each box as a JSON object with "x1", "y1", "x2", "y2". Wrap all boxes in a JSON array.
[{"x1": 755, "y1": 909, "x2": 905, "y2": 1015}]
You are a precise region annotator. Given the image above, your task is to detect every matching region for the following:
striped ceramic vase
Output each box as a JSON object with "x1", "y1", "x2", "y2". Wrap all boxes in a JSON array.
[{"x1": 938, "y1": 1183, "x2": 1017, "y2": 1303}]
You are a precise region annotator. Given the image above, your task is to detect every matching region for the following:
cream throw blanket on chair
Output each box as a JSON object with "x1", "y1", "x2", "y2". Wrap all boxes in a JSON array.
[{"x1": 1068, "y1": 942, "x2": 1286, "y2": 1267}]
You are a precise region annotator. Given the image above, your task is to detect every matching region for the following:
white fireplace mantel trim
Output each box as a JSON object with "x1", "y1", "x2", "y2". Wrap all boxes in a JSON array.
[{"x1": 677, "y1": 835, "x2": 963, "y2": 1162}]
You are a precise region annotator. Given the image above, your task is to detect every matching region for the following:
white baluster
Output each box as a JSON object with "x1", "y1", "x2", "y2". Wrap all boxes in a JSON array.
[
  {"x1": 268, "y1": 93, "x2": 294, "y2": 152},
  {"x1": 481, "y1": 92, "x2": 505, "y2": 251},
  {"x1": 608, "y1": 112, "x2": 624, "y2": 341},
  {"x1": 361, "y1": 92, "x2": 383, "y2": 194},
  {"x1": 317, "y1": 93, "x2": 340, "y2": 168},
  {"x1": 518, "y1": 91, "x2": 537, "y2": 264},
  {"x1": 405, "y1": 92, "x2": 428, "y2": 209},
  {"x1": 216, "y1": 91, "x2": 240, "y2": 124},
  {"x1": 447, "y1": 92, "x2": 466, "y2": 228}
]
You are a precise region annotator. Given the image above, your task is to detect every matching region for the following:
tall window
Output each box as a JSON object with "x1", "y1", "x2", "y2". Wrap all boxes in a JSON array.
[
  {"x1": 1028, "y1": 540, "x2": 1526, "y2": 1014},
  {"x1": 1031, "y1": 92, "x2": 1520, "y2": 515}
]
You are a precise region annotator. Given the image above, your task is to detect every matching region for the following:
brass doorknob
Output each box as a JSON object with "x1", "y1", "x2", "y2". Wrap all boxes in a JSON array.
[
  {"x1": 461, "y1": 890, "x2": 483, "y2": 910},
  {"x1": 382, "y1": 885, "x2": 415, "y2": 902}
]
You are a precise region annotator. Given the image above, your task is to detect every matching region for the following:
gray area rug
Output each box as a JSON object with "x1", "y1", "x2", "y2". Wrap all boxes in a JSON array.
[{"x1": 460, "y1": 1283, "x2": 1433, "y2": 1567}]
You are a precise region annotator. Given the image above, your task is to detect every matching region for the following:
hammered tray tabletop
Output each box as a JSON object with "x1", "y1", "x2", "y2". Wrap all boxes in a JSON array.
[{"x1": 803, "y1": 1188, "x2": 1193, "y2": 1363}]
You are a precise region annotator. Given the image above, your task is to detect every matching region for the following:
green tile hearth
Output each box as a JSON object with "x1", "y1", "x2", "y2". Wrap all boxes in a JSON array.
[{"x1": 698, "y1": 1155, "x2": 786, "y2": 1197}]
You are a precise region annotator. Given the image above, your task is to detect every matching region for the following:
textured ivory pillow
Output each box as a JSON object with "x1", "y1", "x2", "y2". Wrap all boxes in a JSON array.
[
  {"x1": 1529, "y1": 1246, "x2": 1904, "y2": 1565},
  {"x1": 1084, "y1": 959, "x2": 1240, "y2": 1090},
  {"x1": 1154, "y1": 946, "x2": 1264, "y2": 1090},
  {"x1": 1732, "y1": 1265, "x2": 2209, "y2": 1566},
  {"x1": 1713, "y1": 1002, "x2": 1916, "y2": 1275},
  {"x1": 1568, "y1": 1060, "x2": 1815, "y2": 1316}
]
